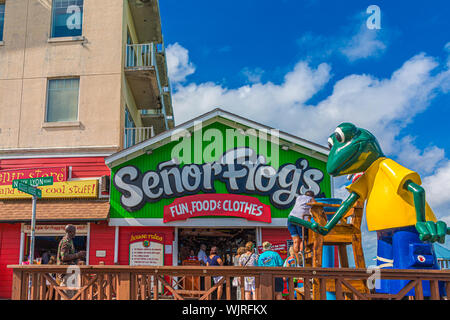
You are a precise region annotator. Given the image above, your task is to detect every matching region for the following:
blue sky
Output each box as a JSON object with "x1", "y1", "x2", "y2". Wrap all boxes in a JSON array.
[{"x1": 159, "y1": 0, "x2": 450, "y2": 262}]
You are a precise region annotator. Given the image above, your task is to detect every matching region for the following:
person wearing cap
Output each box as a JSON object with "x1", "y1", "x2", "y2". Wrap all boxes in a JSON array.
[{"x1": 257, "y1": 241, "x2": 284, "y2": 300}]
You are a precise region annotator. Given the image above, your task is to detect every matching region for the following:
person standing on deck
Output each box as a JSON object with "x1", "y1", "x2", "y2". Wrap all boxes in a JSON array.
[
  {"x1": 198, "y1": 244, "x2": 208, "y2": 265},
  {"x1": 288, "y1": 191, "x2": 314, "y2": 262},
  {"x1": 239, "y1": 242, "x2": 259, "y2": 300},
  {"x1": 56, "y1": 225, "x2": 86, "y2": 299},
  {"x1": 206, "y1": 246, "x2": 224, "y2": 299},
  {"x1": 257, "y1": 241, "x2": 284, "y2": 300}
]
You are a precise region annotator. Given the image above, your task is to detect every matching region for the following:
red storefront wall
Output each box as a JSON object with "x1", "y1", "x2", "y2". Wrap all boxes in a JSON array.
[
  {"x1": 0, "y1": 156, "x2": 110, "y2": 179},
  {"x1": 0, "y1": 224, "x2": 21, "y2": 299},
  {"x1": 89, "y1": 222, "x2": 116, "y2": 265},
  {"x1": 0, "y1": 156, "x2": 111, "y2": 299},
  {"x1": 261, "y1": 228, "x2": 291, "y2": 245}
]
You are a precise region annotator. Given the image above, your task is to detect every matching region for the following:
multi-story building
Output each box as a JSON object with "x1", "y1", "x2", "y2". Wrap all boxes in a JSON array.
[{"x1": 0, "y1": 0, "x2": 173, "y2": 299}]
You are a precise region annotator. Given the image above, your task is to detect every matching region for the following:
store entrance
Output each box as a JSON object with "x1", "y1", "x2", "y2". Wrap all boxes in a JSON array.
[
  {"x1": 178, "y1": 228, "x2": 256, "y2": 266},
  {"x1": 24, "y1": 235, "x2": 87, "y2": 265}
]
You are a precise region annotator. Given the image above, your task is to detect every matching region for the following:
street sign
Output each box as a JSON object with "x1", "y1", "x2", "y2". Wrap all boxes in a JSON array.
[
  {"x1": 17, "y1": 182, "x2": 42, "y2": 198},
  {"x1": 11, "y1": 179, "x2": 48, "y2": 267},
  {"x1": 12, "y1": 177, "x2": 54, "y2": 189}
]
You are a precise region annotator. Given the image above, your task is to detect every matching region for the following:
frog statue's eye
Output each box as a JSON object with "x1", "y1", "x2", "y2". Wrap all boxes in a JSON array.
[
  {"x1": 334, "y1": 123, "x2": 358, "y2": 144},
  {"x1": 327, "y1": 137, "x2": 334, "y2": 149},
  {"x1": 335, "y1": 127, "x2": 345, "y2": 143}
]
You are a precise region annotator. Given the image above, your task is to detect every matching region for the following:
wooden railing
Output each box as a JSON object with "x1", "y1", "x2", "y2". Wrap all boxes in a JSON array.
[{"x1": 8, "y1": 265, "x2": 450, "y2": 300}]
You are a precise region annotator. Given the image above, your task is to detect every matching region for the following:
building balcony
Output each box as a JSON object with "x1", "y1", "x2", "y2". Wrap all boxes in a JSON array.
[
  {"x1": 128, "y1": 0, "x2": 163, "y2": 44},
  {"x1": 124, "y1": 126, "x2": 155, "y2": 149},
  {"x1": 125, "y1": 43, "x2": 161, "y2": 110},
  {"x1": 125, "y1": 43, "x2": 174, "y2": 132}
]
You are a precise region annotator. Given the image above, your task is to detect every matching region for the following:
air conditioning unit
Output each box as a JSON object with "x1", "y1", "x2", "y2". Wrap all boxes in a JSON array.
[{"x1": 100, "y1": 175, "x2": 110, "y2": 193}]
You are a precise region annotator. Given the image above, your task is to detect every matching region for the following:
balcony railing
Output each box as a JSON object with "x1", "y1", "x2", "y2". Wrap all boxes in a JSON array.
[
  {"x1": 124, "y1": 127, "x2": 155, "y2": 149},
  {"x1": 8, "y1": 265, "x2": 450, "y2": 300},
  {"x1": 125, "y1": 43, "x2": 170, "y2": 131},
  {"x1": 125, "y1": 43, "x2": 155, "y2": 69}
]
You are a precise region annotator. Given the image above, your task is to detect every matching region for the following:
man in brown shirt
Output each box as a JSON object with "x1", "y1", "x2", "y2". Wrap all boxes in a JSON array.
[
  {"x1": 56, "y1": 225, "x2": 86, "y2": 298},
  {"x1": 57, "y1": 225, "x2": 85, "y2": 266}
]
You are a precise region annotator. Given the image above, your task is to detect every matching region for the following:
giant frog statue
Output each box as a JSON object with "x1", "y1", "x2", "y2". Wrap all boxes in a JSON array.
[{"x1": 288, "y1": 123, "x2": 449, "y2": 294}]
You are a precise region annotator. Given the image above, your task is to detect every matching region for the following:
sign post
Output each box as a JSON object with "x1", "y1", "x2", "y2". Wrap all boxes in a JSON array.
[
  {"x1": 12, "y1": 177, "x2": 53, "y2": 264},
  {"x1": 30, "y1": 195, "x2": 37, "y2": 264}
]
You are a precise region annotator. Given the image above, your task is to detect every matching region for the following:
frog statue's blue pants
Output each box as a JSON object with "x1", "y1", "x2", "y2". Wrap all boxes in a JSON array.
[{"x1": 375, "y1": 226, "x2": 445, "y2": 296}]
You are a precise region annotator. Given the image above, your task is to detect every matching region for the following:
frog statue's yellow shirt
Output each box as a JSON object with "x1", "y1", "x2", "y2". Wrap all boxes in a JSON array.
[{"x1": 346, "y1": 157, "x2": 437, "y2": 232}]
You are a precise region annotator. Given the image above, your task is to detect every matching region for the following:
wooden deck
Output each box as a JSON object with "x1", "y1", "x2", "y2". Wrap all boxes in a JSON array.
[{"x1": 8, "y1": 265, "x2": 450, "y2": 300}]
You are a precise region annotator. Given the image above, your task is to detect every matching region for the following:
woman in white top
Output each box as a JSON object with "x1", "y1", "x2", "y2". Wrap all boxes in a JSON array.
[{"x1": 239, "y1": 242, "x2": 259, "y2": 300}]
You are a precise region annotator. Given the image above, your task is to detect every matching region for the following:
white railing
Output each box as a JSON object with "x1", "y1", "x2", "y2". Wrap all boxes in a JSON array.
[
  {"x1": 125, "y1": 42, "x2": 170, "y2": 131},
  {"x1": 125, "y1": 43, "x2": 155, "y2": 69},
  {"x1": 124, "y1": 127, "x2": 155, "y2": 149}
]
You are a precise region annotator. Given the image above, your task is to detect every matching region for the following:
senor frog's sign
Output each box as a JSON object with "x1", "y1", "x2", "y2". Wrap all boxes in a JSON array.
[
  {"x1": 107, "y1": 113, "x2": 331, "y2": 225},
  {"x1": 114, "y1": 147, "x2": 325, "y2": 212}
]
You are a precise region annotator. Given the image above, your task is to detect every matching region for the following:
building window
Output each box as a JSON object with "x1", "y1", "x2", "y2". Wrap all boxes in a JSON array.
[
  {"x1": 51, "y1": 0, "x2": 83, "y2": 38},
  {"x1": 124, "y1": 106, "x2": 136, "y2": 149},
  {"x1": 46, "y1": 78, "x2": 80, "y2": 122},
  {"x1": 0, "y1": 2, "x2": 5, "y2": 42}
]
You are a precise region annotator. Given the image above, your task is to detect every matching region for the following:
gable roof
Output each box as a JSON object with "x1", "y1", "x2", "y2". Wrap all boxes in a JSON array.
[{"x1": 105, "y1": 108, "x2": 329, "y2": 168}]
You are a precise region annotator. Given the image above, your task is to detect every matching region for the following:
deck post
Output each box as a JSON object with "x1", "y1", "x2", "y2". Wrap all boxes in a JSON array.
[
  {"x1": 117, "y1": 272, "x2": 131, "y2": 300},
  {"x1": 258, "y1": 273, "x2": 273, "y2": 300},
  {"x1": 12, "y1": 270, "x2": 23, "y2": 300}
]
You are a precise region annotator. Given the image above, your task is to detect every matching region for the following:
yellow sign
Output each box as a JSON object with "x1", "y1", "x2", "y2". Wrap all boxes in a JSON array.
[{"x1": 0, "y1": 180, "x2": 98, "y2": 199}]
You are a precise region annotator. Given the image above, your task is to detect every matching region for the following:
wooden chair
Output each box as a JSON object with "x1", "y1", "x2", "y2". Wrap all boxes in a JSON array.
[{"x1": 303, "y1": 200, "x2": 368, "y2": 299}]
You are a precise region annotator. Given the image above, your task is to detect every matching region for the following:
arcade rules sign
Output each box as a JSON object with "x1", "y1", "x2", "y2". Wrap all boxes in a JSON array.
[
  {"x1": 129, "y1": 233, "x2": 165, "y2": 266},
  {"x1": 163, "y1": 194, "x2": 271, "y2": 223}
]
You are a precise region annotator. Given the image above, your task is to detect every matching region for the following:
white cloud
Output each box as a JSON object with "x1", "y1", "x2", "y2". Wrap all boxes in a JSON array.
[
  {"x1": 172, "y1": 60, "x2": 332, "y2": 128},
  {"x1": 166, "y1": 43, "x2": 196, "y2": 83},
  {"x1": 168, "y1": 43, "x2": 450, "y2": 241},
  {"x1": 241, "y1": 67, "x2": 265, "y2": 84},
  {"x1": 422, "y1": 161, "x2": 450, "y2": 224},
  {"x1": 394, "y1": 136, "x2": 446, "y2": 175},
  {"x1": 296, "y1": 16, "x2": 388, "y2": 63},
  {"x1": 340, "y1": 25, "x2": 386, "y2": 61},
  {"x1": 172, "y1": 50, "x2": 449, "y2": 156}
]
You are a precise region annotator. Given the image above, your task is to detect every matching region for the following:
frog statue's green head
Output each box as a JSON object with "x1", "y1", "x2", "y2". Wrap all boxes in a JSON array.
[{"x1": 326, "y1": 123, "x2": 384, "y2": 177}]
